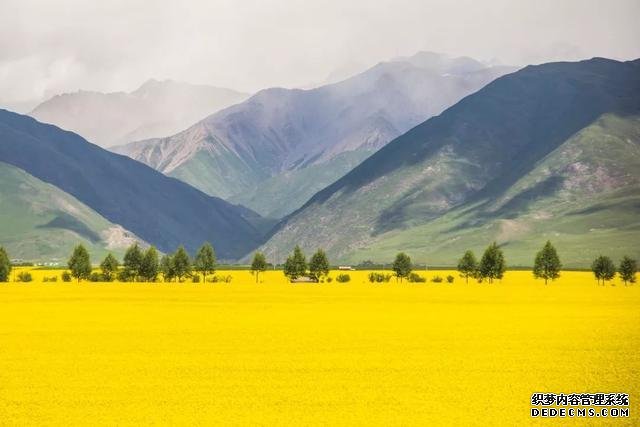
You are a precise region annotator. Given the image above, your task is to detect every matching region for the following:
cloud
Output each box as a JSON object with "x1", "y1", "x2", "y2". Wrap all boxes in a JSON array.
[{"x1": 1, "y1": 0, "x2": 639, "y2": 110}]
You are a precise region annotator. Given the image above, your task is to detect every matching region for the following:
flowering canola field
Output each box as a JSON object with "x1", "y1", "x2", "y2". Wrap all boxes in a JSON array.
[{"x1": 0, "y1": 270, "x2": 638, "y2": 426}]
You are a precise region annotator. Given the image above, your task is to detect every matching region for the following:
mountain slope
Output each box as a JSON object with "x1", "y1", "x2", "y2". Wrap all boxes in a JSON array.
[
  {"x1": 0, "y1": 110, "x2": 262, "y2": 259},
  {"x1": 261, "y1": 58, "x2": 640, "y2": 267},
  {"x1": 116, "y1": 52, "x2": 516, "y2": 217},
  {"x1": 0, "y1": 161, "x2": 143, "y2": 262},
  {"x1": 30, "y1": 80, "x2": 248, "y2": 148}
]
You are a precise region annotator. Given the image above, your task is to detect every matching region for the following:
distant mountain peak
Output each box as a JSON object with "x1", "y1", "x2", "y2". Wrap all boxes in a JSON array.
[
  {"x1": 134, "y1": 78, "x2": 166, "y2": 91},
  {"x1": 390, "y1": 51, "x2": 487, "y2": 75},
  {"x1": 29, "y1": 80, "x2": 249, "y2": 147}
]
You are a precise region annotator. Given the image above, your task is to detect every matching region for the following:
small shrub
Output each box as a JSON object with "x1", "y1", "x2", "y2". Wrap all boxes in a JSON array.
[
  {"x1": 209, "y1": 274, "x2": 232, "y2": 283},
  {"x1": 326, "y1": 277, "x2": 333, "y2": 283},
  {"x1": 191, "y1": 275, "x2": 200, "y2": 283},
  {"x1": 17, "y1": 271, "x2": 33, "y2": 282},
  {"x1": 117, "y1": 270, "x2": 132, "y2": 282},
  {"x1": 61, "y1": 271, "x2": 72, "y2": 282},
  {"x1": 89, "y1": 272, "x2": 103, "y2": 282},
  {"x1": 369, "y1": 272, "x2": 382, "y2": 283},
  {"x1": 446, "y1": 275, "x2": 455, "y2": 284},
  {"x1": 431, "y1": 276, "x2": 443, "y2": 283},
  {"x1": 368, "y1": 272, "x2": 393, "y2": 283},
  {"x1": 43, "y1": 276, "x2": 58, "y2": 283},
  {"x1": 336, "y1": 273, "x2": 350, "y2": 283},
  {"x1": 408, "y1": 272, "x2": 426, "y2": 283}
]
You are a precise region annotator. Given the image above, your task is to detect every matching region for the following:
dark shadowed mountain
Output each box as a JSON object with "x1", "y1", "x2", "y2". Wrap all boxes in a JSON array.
[
  {"x1": 0, "y1": 110, "x2": 262, "y2": 259},
  {"x1": 261, "y1": 58, "x2": 640, "y2": 267},
  {"x1": 0, "y1": 160, "x2": 147, "y2": 262},
  {"x1": 30, "y1": 80, "x2": 248, "y2": 148},
  {"x1": 115, "y1": 52, "x2": 516, "y2": 218}
]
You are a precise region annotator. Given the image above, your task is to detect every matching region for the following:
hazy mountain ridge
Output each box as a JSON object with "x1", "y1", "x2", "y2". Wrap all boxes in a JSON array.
[
  {"x1": 30, "y1": 79, "x2": 249, "y2": 147},
  {"x1": 260, "y1": 58, "x2": 640, "y2": 266},
  {"x1": 0, "y1": 109, "x2": 263, "y2": 259},
  {"x1": 116, "y1": 52, "x2": 517, "y2": 216}
]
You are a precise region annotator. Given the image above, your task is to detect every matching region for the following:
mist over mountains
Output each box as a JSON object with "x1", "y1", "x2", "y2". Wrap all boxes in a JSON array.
[
  {"x1": 30, "y1": 80, "x2": 248, "y2": 148},
  {"x1": 115, "y1": 52, "x2": 516, "y2": 218}
]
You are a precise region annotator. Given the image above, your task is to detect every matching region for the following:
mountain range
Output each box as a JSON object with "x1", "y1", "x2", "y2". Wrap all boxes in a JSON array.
[
  {"x1": 30, "y1": 80, "x2": 248, "y2": 148},
  {"x1": 114, "y1": 52, "x2": 516, "y2": 218},
  {"x1": 2, "y1": 55, "x2": 638, "y2": 267},
  {"x1": 0, "y1": 110, "x2": 262, "y2": 260},
  {"x1": 261, "y1": 58, "x2": 640, "y2": 267}
]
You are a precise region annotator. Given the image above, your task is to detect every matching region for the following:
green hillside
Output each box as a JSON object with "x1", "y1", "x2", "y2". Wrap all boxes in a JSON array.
[
  {"x1": 262, "y1": 59, "x2": 640, "y2": 267},
  {"x1": 168, "y1": 147, "x2": 266, "y2": 200},
  {"x1": 344, "y1": 114, "x2": 640, "y2": 267},
  {"x1": 230, "y1": 150, "x2": 372, "y2": 218},
  {"x1": 0, "y1": 161, "x2": 140, "y2": 262}
]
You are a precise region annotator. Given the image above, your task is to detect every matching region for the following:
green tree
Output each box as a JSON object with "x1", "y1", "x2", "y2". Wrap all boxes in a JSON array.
[
  {"x1": 478, "y1": 242, "x2": 506, "y2": 283},
  {"x1": 250, "y1": 252, "x2": 268, "y2": 283},
  {"x1": 532, "y1": 241, "x2": 562, "y2": 285},
  {"x1": 283, "y1": 246, "x2": 307, "y2": 280},
  {"x1": 140, "y1": 246, "x2": 159, "y2": 282},
  {"x1": 591, "y1": 255, "x2": 616, "y2": 285},
  {"x1": 68, "y1": 244, "x2": 91, "y2": 283},
  {"x1": 160, "y1": 254, "x2": 175, "y2": 282},
  {"x1": 309, "y1": 249, "x2": 330, "y2": 282},
  {"x1": 392, "y1": 252, "x2": 412, "y2": 282},
  {"x1": 0, "y1": 246, "x2": 11, "y2": 282},
  {"x1": 618, "y1": 256, "x2": 637, "y2": 286},
  {"x1": 100, "y1": 253, "x2": 119, "y2": 281},
  {"x1": 194, "y1": 242, "x2": 216, "y2": 283},
  {"x1": 457, "y1": 250, "x2": 477, "y2": 284},
  {"x1": 172, "y1": 246, "x2": 192, "y2": 282},
  {"x1": 123, "y1": 243, "x2": 143, "y2": 281}
]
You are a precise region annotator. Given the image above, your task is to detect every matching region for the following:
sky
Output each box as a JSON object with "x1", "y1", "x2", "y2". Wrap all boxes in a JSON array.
[{"x1": 1, "y1": 0, "x2": 639, "y2": 111}]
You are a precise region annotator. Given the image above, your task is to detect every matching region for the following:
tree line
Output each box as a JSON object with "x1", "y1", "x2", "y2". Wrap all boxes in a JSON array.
[
  {"x1": 0, "y1": 242, "x2": 637, "y2": 285},
  {"x1": 456, "y1": 241, "x2": 637, "y2": 286},
  {"x1": 63, "y1": 243, "x2": 214, "y2": 283}
]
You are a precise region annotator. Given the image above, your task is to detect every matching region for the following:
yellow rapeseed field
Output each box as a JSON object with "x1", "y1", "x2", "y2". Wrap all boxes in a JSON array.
[{"x1": 0, "y1": 269, "x2": 638, "y2": 426}]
